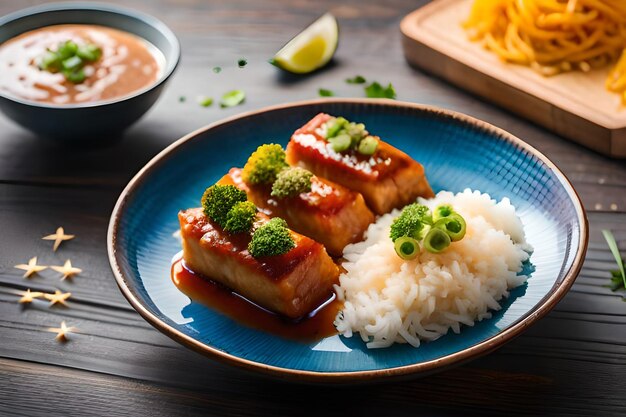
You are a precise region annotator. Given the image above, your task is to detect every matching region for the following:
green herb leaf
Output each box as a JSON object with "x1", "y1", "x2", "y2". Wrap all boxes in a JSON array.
[
  {"x1": 238, "y1": 59, "x2": 247, "y2": 68},
  {"x1": 197, "y1": 96, "x2": 214, "y2": 107},
  {"x1": 365, "y1": 81, "x2": 396, "y2": 99},
  {"x1": 220, "y1": 90, "x2": 246, "y2": 108},
  {"x1": 318, "y1": 88, "x2": 334, "y2": 97},
  {"x1": 212, "y1": 66, "x2": 222, "y2": 73},
  {"x1": 346, "y1": 75, "x2": 366, "y2": 84},
  {"x1": 602, "y1": 229, "x2": 626, "y2": 291},
  {"x1": 179, "y1": 96, "x2": 186, "y2": 103}
]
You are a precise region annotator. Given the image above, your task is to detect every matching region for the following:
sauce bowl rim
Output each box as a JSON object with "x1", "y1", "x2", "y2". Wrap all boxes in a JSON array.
[{"x1": 0, "y1": 1, "x2": 180, "y2": 109}]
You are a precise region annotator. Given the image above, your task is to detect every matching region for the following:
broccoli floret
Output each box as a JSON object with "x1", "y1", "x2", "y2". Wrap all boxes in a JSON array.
[
  {"x1": 248, "y1": 217, "x2": 295, "y2": 257},
  {"x1": 201, "y1": 184, "x2": 247, "y2": 227},
  {"x1": 224, "y1": 201, "x2": 257, "y2": 233},
  {"x1": 389, "y1": 203, "x2": 432, "y2": 242},
  {"x1": 271, "y1": 167, "x2": 313, "y2": 198},
  {"x1": 242, "y1": 144, "x2": 289, "y2": 185}
]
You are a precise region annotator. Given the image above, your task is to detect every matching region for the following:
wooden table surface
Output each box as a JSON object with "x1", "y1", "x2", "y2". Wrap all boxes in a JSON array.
[{"x1": 1, "y1": 0, "x2": 625, "y2": 415}]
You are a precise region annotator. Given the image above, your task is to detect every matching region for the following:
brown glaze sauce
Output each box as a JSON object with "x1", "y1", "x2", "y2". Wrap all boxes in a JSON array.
[
  {"x1": 171, "y1": 256, "x2": 341, "y2": 341},
  {"x1": 181, "y1": 208, "x2": 321, "y2": 282},
  {"x1": 0, "y1": 24, "x2": 164, "y2": 104},
  {"x1": 290, "y1": 113, "x2": 413, "y2": 181},
  {"x1": 224, "y1": 167, "x2": 360, "y2": 216}
]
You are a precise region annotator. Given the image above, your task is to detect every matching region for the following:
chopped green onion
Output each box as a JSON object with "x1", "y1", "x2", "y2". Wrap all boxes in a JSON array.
[
  {"x1": 63, "y1": 68, "x2": 86, "y2": 84},
  {"x1": 433, "y1": 204, "x2": 454, "y2": 222},
  {"x1": 57, "y1": 41, "x2": 78, "y2": 60},
  {"x1": 179, "y1": 96, "x2": 186, "y2": 102},
  {"x1": 77, "y1": 44, "x2": 102, "y2": 62},
  {"x1": 238, "y1": 58, "x2": 247, "y2": 68},
  {"x1": 326, "y1": 117, "x2": 347, "y2": 138},
  {"x1": 346, "y1": 75, "x2": 366, "y2": 84},
  {"x1": 198, "y1": 96, "x2": 214, "y2": 107},
  {"x1": 39, "y1": 40, "x2": 100, "y2": 83},
  {"x1": 357, "y1": 135, "x2": 378, "y2": 155},
  {"x1": 394, "y1": 236, "x2": 420, "y2": 260},
  {"x1": 602, "y1": 229, "x2": 626, "y2": 291},
  {"x1": 40, "y1": 51, "x2": 61, "y2": 72},
  {"x1": 62, "y1": 55, "x2": 83, "y2": 71},
  {"x1": 212, "y1": 66, "x2": 222, "y2": 73},
  {"x1": 318, "y1": 88, "x2": 334, "y2": 97},
  {"x1": 424, "y1": 228, "x2": 451, "y2": 253},
  {"x1": 434, "y1": 213, "x2": 466, "y2": 242},
  {"x1": 220, "y1": 90, "x2": 246, "y2": 108},
  {"x1": 347, "y1": 122, "x2": 366, "y2": 139},
  {"x1": 328, "y1": 133, "x2": 351, "y2": 152}
]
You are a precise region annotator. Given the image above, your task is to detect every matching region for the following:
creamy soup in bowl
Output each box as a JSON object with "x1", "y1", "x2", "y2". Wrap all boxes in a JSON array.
[
  {"x1": 0, "y1": 3, "x2": 179, "y2": 141},
  {"x1": 0, "y1": 24, "x2": 165, "y2": 105}
]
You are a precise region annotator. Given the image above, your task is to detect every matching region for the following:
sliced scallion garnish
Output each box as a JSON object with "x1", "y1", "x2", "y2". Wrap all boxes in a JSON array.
[
  {"x1": 220, "y1": 90, "x2": 246, "y2": 108},
  {"x1": 357, "y1": 135, "x2": 378, "y2": 155},
  {"x1": 394, "y1": 236, "x2": 420, "y2": 260},
  {"x1": 432, "y1": 204, "x2": 454, "y2": 222},
  {"x1": 328, "y1": 133, "x2": 351, "y2": 152},
  {"x1": 424, "y1": 228, "x2": 451, "y2": 253},
  {"x1": 62, "y1": 55, "x2": 83, "y2": 71},
  {"x1": 434, "y1": 213, "x2": 466, "y2": 242},
  {"x1": 39, "y1": 40, "x2": 101, "y2": 84},
  {"x1": 198, "y1": 96, "x2": 214, "y2": 107},
  {"x1": 63, "y1": 69, "x2": 86, "y2": 84},
  {"x1": 77, "y1": 44, "x2": 102, "y2": 61}
]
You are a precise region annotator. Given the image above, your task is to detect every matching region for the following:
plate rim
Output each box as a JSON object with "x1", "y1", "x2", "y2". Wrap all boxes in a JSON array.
[{"x1": 107, "y1": 98, "x2": 589, "y2": 383}]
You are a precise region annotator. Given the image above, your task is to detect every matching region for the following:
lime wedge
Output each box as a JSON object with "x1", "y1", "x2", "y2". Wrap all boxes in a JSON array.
[{"x1": 270, "y1": 13, "x2": 338, "y2": 74}]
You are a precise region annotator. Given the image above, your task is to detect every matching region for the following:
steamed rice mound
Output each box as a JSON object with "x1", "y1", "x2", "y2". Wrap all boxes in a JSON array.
[{"x1": 334, "y1": 189, "x2": 533, "y2": 349}]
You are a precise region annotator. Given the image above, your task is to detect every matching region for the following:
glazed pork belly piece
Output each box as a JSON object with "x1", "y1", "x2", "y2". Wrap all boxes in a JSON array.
[
  {"x1": 178, "y1": 208, "x2": 340, "y2": 319},
  {"x1": 217, "y1": 168, "x2": 375, "y2": 256},
  {"x1": 286, "y1": 113, "x2": 435, "y2": 215}
]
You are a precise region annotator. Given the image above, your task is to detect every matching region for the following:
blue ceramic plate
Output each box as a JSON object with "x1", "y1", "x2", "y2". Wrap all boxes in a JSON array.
[{"x1": 108, "y1": 99, "x2": 587, "y2": 382}]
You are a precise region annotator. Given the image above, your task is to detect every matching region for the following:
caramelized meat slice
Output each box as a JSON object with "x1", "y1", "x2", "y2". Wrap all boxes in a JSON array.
[
  {"x1": 285, "y1": 113, "x2": 435, "y2": 214},
  {"x1": 179, "y1": 208, "x2": 340, "y2": 319},
  {"x1": 217, "y1": 168, "x2": 375, "y2": 256}
]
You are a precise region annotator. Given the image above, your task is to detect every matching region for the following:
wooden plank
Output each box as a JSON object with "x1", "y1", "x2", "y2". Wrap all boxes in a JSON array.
[
  {"x1": 0, "y1": 206, "x2": 625, "y2": 413},
  {"x1": 400, "y1": 0, "x2": 626, "y2": 158},
  {"x1": 0, "y1": 0, "x2": 624, "y2": 415}
]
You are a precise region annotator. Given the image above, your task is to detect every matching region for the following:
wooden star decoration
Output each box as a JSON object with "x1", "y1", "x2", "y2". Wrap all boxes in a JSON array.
[
  {"x1": 50, "y1": 260, "x2": 82, "y2": 281},
  {"x1": 42, "y1": 227, "x2": 75, "y2": 251},
  {"x1": 18, "y1": 289, "x2": 44, "y2": 304},
  {"x1": 48, "y1": 321, "x2": 77, "y2": 342},
  {"x1": 14, "y1": 256, "x2": 47, "y2": 278},
  {"x1": 44, "y1": 290, "x2": 71, "y2": 307}
]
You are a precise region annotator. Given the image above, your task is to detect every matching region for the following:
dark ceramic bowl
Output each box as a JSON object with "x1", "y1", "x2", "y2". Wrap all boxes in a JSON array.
[{"x1": 0, "y1": 2, "x2": 180, "y2": 142}]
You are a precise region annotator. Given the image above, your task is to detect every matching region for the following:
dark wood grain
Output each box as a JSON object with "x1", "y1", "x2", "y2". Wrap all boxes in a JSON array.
[{"x1": 0, "y1": 0, "x2": 625, "y2": 416}]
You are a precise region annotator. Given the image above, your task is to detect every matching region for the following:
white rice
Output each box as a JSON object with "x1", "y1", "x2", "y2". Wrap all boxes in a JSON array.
[{"x1": 334, "y1": 189, "x2": 533, "y2": 349}]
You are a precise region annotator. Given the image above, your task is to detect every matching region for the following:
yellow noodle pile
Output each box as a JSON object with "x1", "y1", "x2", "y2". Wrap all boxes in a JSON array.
[{"x1": 463, "y1": 0, "x2": 626, "y2": 102}]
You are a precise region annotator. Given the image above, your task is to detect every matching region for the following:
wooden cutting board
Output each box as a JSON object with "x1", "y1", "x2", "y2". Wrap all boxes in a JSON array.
[{"x1": 400, "y1": 0, "x2": 626, "y2": 158}]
